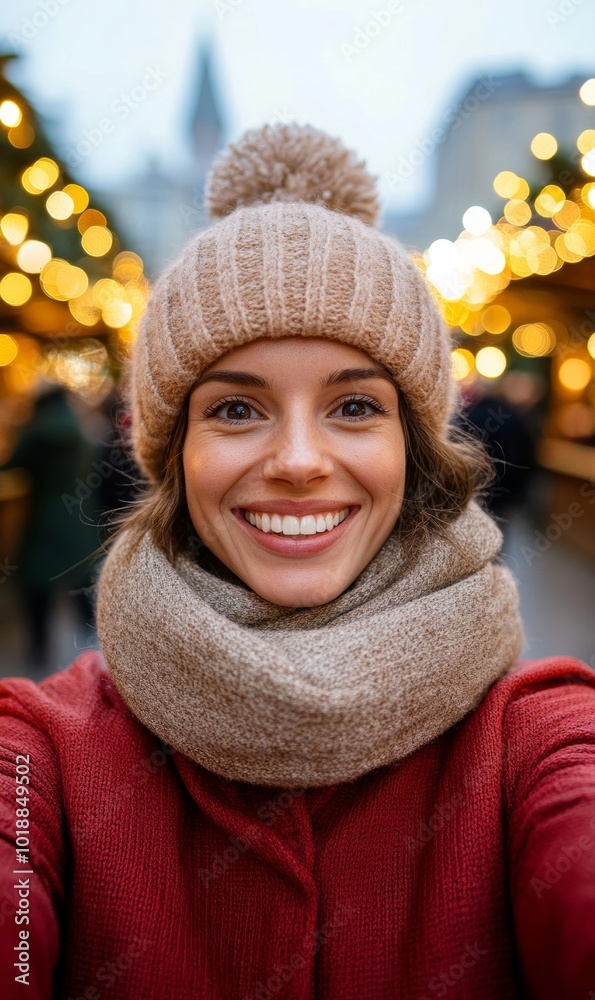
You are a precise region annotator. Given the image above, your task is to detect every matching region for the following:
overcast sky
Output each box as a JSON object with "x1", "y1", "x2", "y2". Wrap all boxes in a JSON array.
[{"x1": 2, "y1": 0, "x2": 595, "y2": 212}]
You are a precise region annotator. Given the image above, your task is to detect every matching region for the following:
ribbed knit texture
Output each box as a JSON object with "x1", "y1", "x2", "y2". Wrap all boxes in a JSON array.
[
  {"x1": 95, "y1": 500, "x2": 523, "y2": 787},
  {"x1": 128, "y1": 124, "x2": 457, "y2": 482},
  {"x1": 2, "y1": 652, "x2": 595, "y2": 998}
]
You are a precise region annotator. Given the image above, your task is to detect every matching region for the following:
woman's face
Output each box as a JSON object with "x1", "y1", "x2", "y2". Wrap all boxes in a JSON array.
[{"x1": 182, "y1": 337, "x2": 406, "y2": 607}]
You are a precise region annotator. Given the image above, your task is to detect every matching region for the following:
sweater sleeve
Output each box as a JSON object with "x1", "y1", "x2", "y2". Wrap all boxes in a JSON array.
[
  {"x1": 0, "y1": 684, "x2": 64, "y2": 998},
  {"x1": 504, "y1": 664, "x2": 595, "y2": 999}
]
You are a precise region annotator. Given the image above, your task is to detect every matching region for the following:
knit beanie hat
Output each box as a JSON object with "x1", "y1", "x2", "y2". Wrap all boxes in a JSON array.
[{"x1": 128, "y1": 122, "x2": 458, "y2": 482}]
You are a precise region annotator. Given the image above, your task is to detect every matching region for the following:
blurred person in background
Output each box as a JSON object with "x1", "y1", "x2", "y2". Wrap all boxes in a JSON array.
[
  {"x1": 0, "y1": 377, "x2": 101, "y2": 670},
  {"x1": 458, "y1": 377, "x2": 537, "y2": 524}
]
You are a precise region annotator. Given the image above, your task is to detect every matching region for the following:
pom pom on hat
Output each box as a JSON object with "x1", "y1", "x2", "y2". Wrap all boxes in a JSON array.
[{"x1": 204, "y1": 121, "x2": 381, "y2": 227}]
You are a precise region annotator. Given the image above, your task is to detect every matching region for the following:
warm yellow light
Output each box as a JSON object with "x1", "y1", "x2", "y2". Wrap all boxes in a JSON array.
[
  {"x1": 0, "y1": 272, "x2": 32, "y2": 307},
  {"x1": 504, "y1": 199, "x2": 532, "y2": 226},
  {"x1": 493, "y1": 171, "x2": 519, "y2": 199},
  {"x1": 578, "y1": 130, "x2": 595, "y2": 154},
  {"x1": 17, "y1": 239, "x2": 52, "y2": 273},
  {"x1": 552, "y1": 200, "x2": 581, "y2": 230},
  {"x1": 555, "y1": 233, "x2": 582, "y2": 263},
  {"x1": 8, "y1": 122, "x2": 34, "y2": 149},
  {"x1": 81, "y1": 226, "x2": 113, "y2": 257},
  {"x1": 580, "y1": 183, "x2": 595, "y2": 209},
  {"x1": 579, "y1": 79, "x2": 595, "y2": 106},
  {"x1": 21, "y1": 158, "x2": 60, "y2": 194},
  {"x1": 46, "y1": 190, "x2": 75, "y2": 221},
  {"x1": 0, "y1": 100, "x2": 22, "y2": 127},
  {"x1": 103, "y1": 300, "x2": 133, "y2": 328},
  {"x1": 91, "y1": 279, "x2": 122, "y2": 307},
  {"x1": 41, "y1": 259, "x2": 88, "y2": 300},
  {"x1": 112, "y1": 251, "x2": 144, "y2": 282},
  {"x1": 568, "y1": 219, "x2": 595, "y2": 255},
  {"x1": 462, "y1": 206, "x2": 492, "y2": 235},
  {"x1": 77, "y1": 209, "x2": 107, "y2": 234},
  {"x1": 534, "y1": 184, "x2": 566, "y2": 217},
  {"x1": 0, "y1": 334, "x2": 18, "y2": 366},
  {"x1": 530, "y1": 133, "x2": 558, "y2": 160},
  {"x1": 512, "y1": 323, "x2": 556, "y2": 357},
  {"x1": 526, "y1": 243, "x2": 558, "y2": 274},
  {"x1": 451, "y1": 348, "x2": 475, "y2": 381},
  {"x1": 476, "y1": 346, "x2": 507, "y2": 378},
  {"x1": 514, "y1": 177, "x2": 530, "y2": 200},
  {"x1": 481, "y1": 304, "x2": 510, "y2": 334},
  {"x1": 68, "y1": 290, "x2": 102, "y2": 326},
  {"x1": 559, "y1": 358, "x2": 591, "y2": 390},
  {"x1": 581, "y1": 150, "x2": 595, "y2": 177},
  {"x1": 588, "y1": 332, "x2": 595, "y2": 360},
  {"x1": 62, "y1": 184, "x2": 89, "y2": 214},
  {"x1": 0, "y1": 212, "x2": 29, "y2": 245}
]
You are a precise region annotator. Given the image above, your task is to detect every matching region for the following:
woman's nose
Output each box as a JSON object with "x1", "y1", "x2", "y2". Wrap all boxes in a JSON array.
[{"x1": 261, "y1": 413, "x2": 334, "y2": 486}]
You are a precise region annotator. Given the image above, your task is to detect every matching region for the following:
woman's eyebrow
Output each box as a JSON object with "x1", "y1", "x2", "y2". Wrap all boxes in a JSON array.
[{"x1": 192, "y1": 367, "x2": 397, "y2": 391}]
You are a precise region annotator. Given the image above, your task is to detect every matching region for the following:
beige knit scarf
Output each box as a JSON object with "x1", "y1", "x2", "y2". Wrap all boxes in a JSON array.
[{"x1": 95, "y1": 500, "x2": 524, "y2": 788}]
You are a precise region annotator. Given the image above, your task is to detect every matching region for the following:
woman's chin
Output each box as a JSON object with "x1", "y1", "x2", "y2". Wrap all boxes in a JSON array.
[{"x1": 241, "y1": 568, "x2": 351, "y2": 608}]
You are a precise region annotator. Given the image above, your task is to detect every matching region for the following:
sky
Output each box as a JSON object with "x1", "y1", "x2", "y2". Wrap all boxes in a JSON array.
[{"x1": 2, "y1": 0, "x2": 595, "y2": 213}]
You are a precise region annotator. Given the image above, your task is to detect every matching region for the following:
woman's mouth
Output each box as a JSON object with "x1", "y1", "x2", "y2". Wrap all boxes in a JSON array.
[{"x1": 232, "y1": 505, "x2": 360, "y2": 557}]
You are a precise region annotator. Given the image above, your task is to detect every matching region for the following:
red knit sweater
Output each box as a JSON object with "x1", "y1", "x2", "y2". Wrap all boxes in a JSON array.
[{"x1": 0, "y1": 651, "x2": 594, "y2": 998}]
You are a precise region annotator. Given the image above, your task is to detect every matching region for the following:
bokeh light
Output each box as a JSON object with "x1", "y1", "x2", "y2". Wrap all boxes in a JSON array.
[
  {"x1": 0, "y1": 272, "x2": 33, "y2": 307},
  {"x1": 0, "y1": 100, "x2": 22, "y2": 127},
  {"x1": 530, "y1": 132, "x2": 557, "y2": 159},
  {"x1": 16, "y1": 239, "x2": 52, "y2": 273},
  {"x1": 475, "y1": 346, "x2": 507, "y2": 378},
  {"x1": 462, "y1": 206, "x2": 492, "y2": 235},
  {"x1": 579, "y1": 78, "x2": 595, "y2": 105},
  {"x1": 451, "y1": 348, "x2": 475, "y2": 380},
  {"x1": 558, "y1": 358, "x2": 591, "y2": 390},
  {"x1": 0, "y1": 212, "x2": 29, "y2": 245},
  {"x1": 46, "y1": 190, "x2": 75, "y2": 220},
  {"x1": 0, "y1": 334, "x2": 18, "y2": 366}
]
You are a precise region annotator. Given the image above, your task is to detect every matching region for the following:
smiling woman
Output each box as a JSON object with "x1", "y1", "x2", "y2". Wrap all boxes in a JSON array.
[{"x1": 2, "y1": 122, "x2": 595, "y2": 1000}]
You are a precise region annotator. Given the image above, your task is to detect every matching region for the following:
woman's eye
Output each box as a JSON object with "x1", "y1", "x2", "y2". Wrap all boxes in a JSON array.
[
  {"x1": 205, "y1": 398, "x2": 262, "y2": 422},
  {"x1": 340, "y1": 400, "x2": 368, "y2": 418},
  {"x1": 221, "y1": 401, "x2": 258, "y2": 421},
  {"x1": 332, "y1": 398, "x2": 383, "y2": 420}
]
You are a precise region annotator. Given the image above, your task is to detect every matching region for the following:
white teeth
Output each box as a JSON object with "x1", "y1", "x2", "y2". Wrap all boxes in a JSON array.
[{"x1": 244, "y1": 506, "x2": 351, "y2": 536}]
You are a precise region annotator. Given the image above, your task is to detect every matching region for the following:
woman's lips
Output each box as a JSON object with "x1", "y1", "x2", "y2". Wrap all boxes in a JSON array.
[{"x1": 232, "y1": 506, "x2": 360, "y2": 557}]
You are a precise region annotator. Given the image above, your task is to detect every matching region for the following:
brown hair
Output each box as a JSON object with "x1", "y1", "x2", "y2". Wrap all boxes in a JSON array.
[{"x1": 102, "y1": 377, "x2": 496, "y2": 565}]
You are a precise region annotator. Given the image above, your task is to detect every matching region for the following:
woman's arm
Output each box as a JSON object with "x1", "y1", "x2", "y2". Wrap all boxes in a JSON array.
[
  {"x1": 505, "y1": 670, "x2": 595, "y2": 998},
  {"x1": 0, "y1": 685, "x2": 64, "y2": 997}
]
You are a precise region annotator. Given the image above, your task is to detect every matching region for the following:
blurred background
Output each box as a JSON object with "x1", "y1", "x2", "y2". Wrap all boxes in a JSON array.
[{"x1": 0, "y1": 0, "x2": 594, "y2": 679}]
